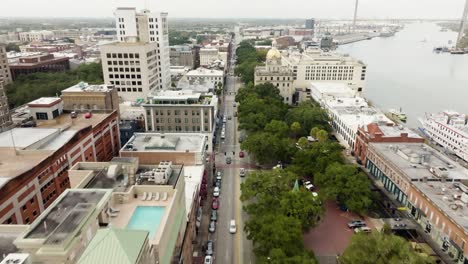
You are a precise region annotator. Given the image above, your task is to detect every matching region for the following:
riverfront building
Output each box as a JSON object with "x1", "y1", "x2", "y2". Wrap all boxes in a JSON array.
[
  {"x1": 420, "y1": 111, "x2": 468, "y2": 163},
  {"x1": 365, "y1": 142, "x2": 468, "y2": 263}
]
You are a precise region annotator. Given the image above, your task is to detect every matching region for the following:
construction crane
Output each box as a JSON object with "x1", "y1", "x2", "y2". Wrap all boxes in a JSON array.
[{"x1": 456, "y1": 0, "x2": 468, "y2": 49}]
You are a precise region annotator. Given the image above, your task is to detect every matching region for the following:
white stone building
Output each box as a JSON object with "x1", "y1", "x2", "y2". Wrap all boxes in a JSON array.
[
  {"x1": 186, "y1": 68, "x2": 224, "y2": 87},
  {"x1": 254, "y1": 48, "x2": 295, "y2": 105},
  {"x1": 100, "y1": 42, "x2": 160, "y2": 102}
]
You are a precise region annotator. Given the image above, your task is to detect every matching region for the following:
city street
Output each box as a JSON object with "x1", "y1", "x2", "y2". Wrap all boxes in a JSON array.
[{"x1": 211, "y1": 40, "x2": 255, "y2": 264}]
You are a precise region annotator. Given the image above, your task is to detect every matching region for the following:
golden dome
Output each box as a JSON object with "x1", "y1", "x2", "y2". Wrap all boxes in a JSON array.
[{"x1": 266, "y1": 48, "x2": 282, "y2": 60}]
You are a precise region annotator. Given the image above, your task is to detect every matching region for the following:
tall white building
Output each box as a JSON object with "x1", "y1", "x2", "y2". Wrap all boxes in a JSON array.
[
  {"x1": 421, "y1": 111, "x2": 468, "y2": 162},
  {"x1": 114, "y1": 8, "x2": 170, "y2": 90},
  {"x1": 101, "y1": 7, "x2": 170, "y2": 102},
  {"x1": 100, "y1": 42, "x2": 160, "y2": 102}
]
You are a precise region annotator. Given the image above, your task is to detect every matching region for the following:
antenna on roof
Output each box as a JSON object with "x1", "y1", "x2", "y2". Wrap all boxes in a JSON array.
[{"x1": 9, "y1": 129, "x2": 17, "y2": 156}]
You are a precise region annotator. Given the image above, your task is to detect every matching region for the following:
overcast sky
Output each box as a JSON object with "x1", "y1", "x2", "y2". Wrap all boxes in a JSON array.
[{"x1": 0, "y1": 0, "x2": 466, "y2": 19}]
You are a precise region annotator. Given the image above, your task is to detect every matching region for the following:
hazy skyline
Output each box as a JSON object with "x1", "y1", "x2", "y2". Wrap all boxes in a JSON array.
[{"x1": 0, "y1": 0, "x2": 466, "y2": 19}]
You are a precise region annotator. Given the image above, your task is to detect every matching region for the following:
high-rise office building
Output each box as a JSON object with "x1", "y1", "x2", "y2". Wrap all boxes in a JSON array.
[
  {"x1": 305, "y1": 18, "x2": 315, "y2": 30},
  {"x1": 114, "y1": 7, "x2": 170, "y2": 90},
  {"x1": 101, "y1": 7, "x2": 170, "y2": 102},
  {"x1": 0, "y1": 44, "x2": 12, "y2": 131}
]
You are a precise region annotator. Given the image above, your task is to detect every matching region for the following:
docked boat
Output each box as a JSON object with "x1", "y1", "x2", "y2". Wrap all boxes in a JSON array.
[{"x1": 389, "y1": 108, "x2": 407, "y2": 122}]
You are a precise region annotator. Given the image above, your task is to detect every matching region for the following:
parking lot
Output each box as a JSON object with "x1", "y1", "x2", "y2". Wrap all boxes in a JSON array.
[{"x1": 303, "y1": 201, "x2": 375, "y2": 263}]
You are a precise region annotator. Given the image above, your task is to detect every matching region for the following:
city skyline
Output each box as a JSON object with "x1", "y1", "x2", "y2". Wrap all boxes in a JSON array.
[{"x1": 0, "y1": 0, "x2": 466, "y2": 19}]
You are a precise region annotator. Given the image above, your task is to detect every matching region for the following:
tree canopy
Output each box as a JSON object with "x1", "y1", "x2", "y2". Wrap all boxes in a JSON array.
[
  {"x1": 315, "y1": 163, "x2": 373, "y2": 215},
  {"x1": 6, "y1": 63, "x2": 104, "y2": 108},
  {"x1": 235, "y1": 41, "x2": 266, "y2": 85},
  {"x1": 340, "y1": 232, "x2": 434, "y2": 264}
]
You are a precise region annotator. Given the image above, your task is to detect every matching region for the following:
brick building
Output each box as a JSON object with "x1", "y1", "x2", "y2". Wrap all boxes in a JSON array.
[
  {"x1": 9, "y1": 53, "x2": 69, "y2": 80},
  {"x1": 365, "y1": 142, "x2": 468, "y2": 263},
  {"x1": 0, "y1": 98, "x2": 119, "y2": 225},
  {"x1": 354, "y1": 123, "x2": 424, "y2": 164},
  {"x1": 0, "y1": 44, "x2": 13, "y2": 132}
]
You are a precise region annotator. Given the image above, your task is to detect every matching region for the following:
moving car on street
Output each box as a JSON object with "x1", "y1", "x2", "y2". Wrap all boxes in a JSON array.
[
  {"x1": 226, "y1": 157, "x2": 232, "y2": 164},
  {"x1": 239, "y1": 151, "x2": 245, "y2": 158},
  {"x1": 240, "y1": 168, "x2": 246, "y2": 177},
  {"x1": 229, "y1": 219, "x2": 237, "y2": 234}
]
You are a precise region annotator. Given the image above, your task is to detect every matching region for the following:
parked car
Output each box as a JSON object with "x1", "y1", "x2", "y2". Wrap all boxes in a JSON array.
[
  {"x1": 213, "y1": 187, "x2": 220, "y2": 197},
  {"x1": 212, "y1": 198, "x2": 219, "y2": 210},
  {"x1": 216, "y1": 171, "x2": 222, "y2": 181},
  {"x1": 210, "y1": 210, "x2": 218, "y2": 222},
  {"x1": 228, "y1": 116, "x2": 232, "y2": 120},
  {"x1": 354, "y1": 227, "x2": 372, "y2": 234},
  {"x1": 233, "y1": 103, "x2": 237, "y2": 107},
  {"x1": 348, "y1": 220, "x2": 366, "y2": 229},
  {"x1": 304, "y1": 181, "x2": 314, "y2": 191},
  {"x1": 239, "y1": 151, "x2": 245, "y2": 158},
  {"x1": 240, "y1": 168, "x2": 246, "y2": 177},
  {"x1": 209, "y1": 221, "x2": 216, "y2": 233},
  {"x1": 204, "y1": 255, "x2": 213, "y2": 264},
  {"x1": 206, "y1": 240, "x2": 214, "y2": 255},
  {"x1": 229, "y1": 219, "x2": 237, "y2": 234},
  {"x1": 226, "y1": 157, "x2": 232, "y2": 164},
  {"x1": 215, "y1": 180, "x2": 221, "y2": 189},
  {"x1": 222, "y1": 117, "x2": 227, "y2": 123}
]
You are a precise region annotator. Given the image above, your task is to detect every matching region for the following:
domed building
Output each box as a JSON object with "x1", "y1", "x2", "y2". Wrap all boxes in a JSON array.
[{"x1": 254, "y1": 48, "x2": 295, "y2": 105}]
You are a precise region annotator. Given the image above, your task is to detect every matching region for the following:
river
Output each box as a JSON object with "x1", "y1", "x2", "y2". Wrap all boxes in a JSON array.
[{"x1": 337, "y1": 22, "x2": 468, "y2": 128}]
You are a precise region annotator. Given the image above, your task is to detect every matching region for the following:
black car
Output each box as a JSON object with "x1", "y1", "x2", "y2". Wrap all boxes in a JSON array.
[
  {"x1": 210, "y1": 210, "x2": 218, "y2": 222},
  {"x1": 226, "y1": 157, "x2": 232, "y2": 164},
  {"x1": 215, "y1": 180, "x2": 221, "y2": 189}
]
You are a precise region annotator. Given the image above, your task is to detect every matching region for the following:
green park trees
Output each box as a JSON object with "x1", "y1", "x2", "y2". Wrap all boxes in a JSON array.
[
  {"x1": 6, "y1": 63, "x2": 103, "y2": 108},
  {"x1": 235, "y1": 41, "x2": 267, "y2": 85},
  {"x1": 315, "y1": 163, "x2": 373, "y2": 215},
  {"x1": 340, "y1": 232, "x2": 434, "y2": 264},
  {"x1": 241, "y1": 170, "x2": 320, "y2": 263}
]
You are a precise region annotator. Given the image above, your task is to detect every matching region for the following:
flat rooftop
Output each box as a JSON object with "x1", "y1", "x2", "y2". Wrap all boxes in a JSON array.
[
  {"x1": 122, "y1": 133, "x2": 206, "y2": 153},
  {"x1": 376, "y1": 125, "x2": 421, "y2": 139},
  {"x1": 0, "y1": 225, "x2": 28, "y2": 262},
  {"x1": 28, "y1": 97, "x2": 61, "y2": 106},
  {"x1": 146, "y1": 90, "x2": 216, "y2": 106},
  {"x1": 412, "y1": 181, "x2": 468, "y2": 232},
  {"x1": 187, "y1": 68, "x2": 223, "y2": 76},
  {"x1": 22, "y1": 189, "x2": 110, "y2": 245},
  {"x1": 310, "y1": 82, "x2": 357, "y2": 98},
  {"x1": 62, "y1": 82, "x2": 113, "y2": 93},
  {"x1": 36, "y1": 112, "x2": 111, "y2": 131},
  {"x1": 370, "y1": 142, "x2": 468, "y2": 181},
  {"x1": 0, "y1": 148, "x2": 51, "y2": 187}
]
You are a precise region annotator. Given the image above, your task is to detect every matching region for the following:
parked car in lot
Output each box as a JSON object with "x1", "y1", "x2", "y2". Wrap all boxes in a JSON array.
[
  {"x1": 239, "y1": 151, "x2": 245, "y2": 158},
  {"x1": 240, "y1": 168, "x2": 246, "y2": 177},
  {"x1": 226, "y1": 157, "x2": 232, "y2": 164},
  {"x1": 229, "y1": 219, "x2": 237, "y2": 234},
  {"x1": 204, "y1": 255, "x2": 213, "y2": 264},
  {"x1": 209, "y1": 221, "x2": 216, "y2": 233},
  {"x1": 348, "y1": 220, "x2": 366, "y2": 229},
  {"x1": 210, "y1": 210, "x2": 217, "y2": 222},
  {"x1": 304, "y1": 181, "x2": 314, "y2": 191},
  {"x1": 212, "y1": 198, "x2": 219, "y2": 210},
  {"x1": 354, "y1": 226, "x2": 372, "y2": 234},
  {"x1": 206, "y1": 240, "x2": 214, "y2": 255},
  {"x1": 213, "y1": 187, "x2": 220, "y2": 197}
]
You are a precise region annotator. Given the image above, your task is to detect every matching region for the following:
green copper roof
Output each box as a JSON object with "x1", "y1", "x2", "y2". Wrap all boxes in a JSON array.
[
  {"x1": 292, "y1": 179, "x2": 299, "y2": 192},
  {"x1": 78, "y1": 228, "x2": 148, "y2": 264}
]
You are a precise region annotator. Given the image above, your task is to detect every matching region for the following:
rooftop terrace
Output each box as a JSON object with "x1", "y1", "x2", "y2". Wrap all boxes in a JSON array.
[{"x1": 122, "y1": 133, "x2": 206, "y2": 153}]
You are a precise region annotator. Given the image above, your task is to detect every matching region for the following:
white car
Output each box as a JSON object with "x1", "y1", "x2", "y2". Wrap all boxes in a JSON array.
[
  {"x1": 354, "y1": 226, "x2": 372, "y2": 234},
  {"x1": 213, "y1": 187, "x2": 220, "y2": 197},
  {"x1": 204, "y1": 256, "x2": 213, "y2": 264},
  {"x1": 229, "y1": 219, "x2": 237, "y2": 234},
  {"x1": 239, "y1": 168, "x2": 246, "y2": 177},
  {"x1": 304, "y1": 181, "x2": 314, "y2": 191},
  {"x1": 217, "y1": 171, "x2": 222, "y2": 181}
]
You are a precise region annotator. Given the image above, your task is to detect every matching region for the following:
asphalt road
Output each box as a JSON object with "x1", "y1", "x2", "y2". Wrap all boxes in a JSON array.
[{"x1": 212, "y1": 40, "x2": 255, "y2": 264}]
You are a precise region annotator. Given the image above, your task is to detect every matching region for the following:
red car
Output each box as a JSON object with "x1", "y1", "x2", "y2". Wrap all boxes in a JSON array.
[
  {"x1": 239, "y1": 151, "x2": 245, "y2": 158},
  {"x1": 211, "y1": 198, "x2": 220, "y2": 210}
]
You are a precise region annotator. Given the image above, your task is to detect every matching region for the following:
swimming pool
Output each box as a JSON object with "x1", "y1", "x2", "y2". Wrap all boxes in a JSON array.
[{"x1": 126, "y1": 206, "x2": 165, "y2": 238}]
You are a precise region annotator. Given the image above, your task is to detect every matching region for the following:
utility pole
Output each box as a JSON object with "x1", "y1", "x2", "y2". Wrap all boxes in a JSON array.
[
  {"x1": 353, "y1": 0, "x2": 359, "y2": 31},
  {"x1": 456, "y1": 0, "x2": 468, "y2": 49}
]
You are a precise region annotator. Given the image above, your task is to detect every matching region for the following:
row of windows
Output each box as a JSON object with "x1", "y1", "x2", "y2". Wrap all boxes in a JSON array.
[
  {"x1": 155, "y1": 117, "x2": 208, "y2": 124},
  {"x1": 110, "y1": 80, "x2": 142, "y2": 86},
  {"x1": 108, "y1": 67, "x2": 141, "y2": 73},
  {"x1": 153, "y1": 126, "x2": 209, "y2": 132},
  {"x1": 106, "y1": 53, "x2": 139, "y2": 59},
  {"x1": 107, "y1": 60, "x2": 141, "y2": 66},
  {"x1": 117, "y1": 87, "x2": 143, "y2": 92},
  {"x1": 306, "y1": 65, "x2": 354, "y2": 70},
  {"x1": 153, "y1": 109, "x2": 201, "y2": 116},
  {"x1": 108, "y1": 74, "x2": 142, "y2": 79}
]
